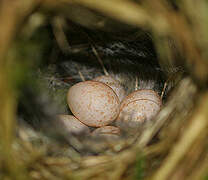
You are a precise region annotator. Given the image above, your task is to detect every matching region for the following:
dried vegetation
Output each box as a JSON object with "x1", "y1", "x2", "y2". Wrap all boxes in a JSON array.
[{"x1": 0, "y1": 0, "x2": 208, "y2": 179}]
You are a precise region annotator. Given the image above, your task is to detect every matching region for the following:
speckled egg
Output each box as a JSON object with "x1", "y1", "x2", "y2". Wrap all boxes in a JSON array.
[
  {"x1": 116, "y1": 89, "x2": 162, "y2": 127},
  {"x1": 93, "y1": 75, "x2": 126, "y2": 102},
  {"x1": 57, "y1": 115, "x2": 90, "y2": 134},
  {"x1": 120, "y1": 89, "x2": 162, "y2": 110},
  {"x1": 91, "y1": 126, "x2": 121, "y2": 138},
  {"x1": 67, "y1": 81, "x2": 120, "y2": 127}
]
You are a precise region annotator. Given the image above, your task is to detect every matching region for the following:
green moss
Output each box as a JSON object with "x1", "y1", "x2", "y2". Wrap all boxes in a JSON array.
[
  {"x1": 134, "y1": 154, "x2": 146, "y2": 180},
  {"x1": 203, "y1": 173, "x2": 208, "y2": 180}
]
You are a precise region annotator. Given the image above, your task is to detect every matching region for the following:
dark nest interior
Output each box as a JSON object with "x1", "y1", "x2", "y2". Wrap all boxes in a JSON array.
[{"x1": 1, "y1": 1, "x2": 208, "y2": 180}]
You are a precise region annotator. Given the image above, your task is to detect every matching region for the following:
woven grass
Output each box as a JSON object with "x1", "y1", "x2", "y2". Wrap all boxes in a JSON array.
[{"x1": 0, "y1": 0, "x2": 208, "y2": 179}]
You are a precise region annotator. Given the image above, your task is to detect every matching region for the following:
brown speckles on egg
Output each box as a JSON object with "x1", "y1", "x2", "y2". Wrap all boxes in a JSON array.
[
  {"x1": 120, "y1": 89, "x2": 162, "y2": 110},
  {"x1": 93, "y1": 75, "x2": 126, "y2": 102},
  {"x1": 67, "y1": 81, "x2": 120, "y2": 127},
  {"x1": 116, "y1": 90, "x2": 162, "y2": 127},
  {"x1": 108, "y1": 98, "x2": 111, "y2": 103}
]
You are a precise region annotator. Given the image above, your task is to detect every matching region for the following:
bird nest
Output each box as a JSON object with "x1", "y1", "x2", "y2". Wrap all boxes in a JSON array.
[{"x1": 1, "y1": 1, "x2": 208, "y2": 180}]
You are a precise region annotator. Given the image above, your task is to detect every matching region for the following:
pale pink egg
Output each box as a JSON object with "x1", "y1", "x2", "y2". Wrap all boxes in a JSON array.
[
  {"x1": 93, "y1": 75, "x2": 126, "y2": 102},
  {"x1": 67, "y1": 81, "x2": 120, "y2": 127},
  {"x1": 120, "y1": 89, "x2": 162, "y2": 110},
  {"x1": 117, "y1": 90, "x2": 162, "y2": 127},
  {"x1": 57, "y1": 115, "x2": 90, "y2": 134}
]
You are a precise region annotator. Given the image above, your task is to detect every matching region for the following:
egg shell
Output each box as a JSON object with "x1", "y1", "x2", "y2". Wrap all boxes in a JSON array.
[
  {"x1": 93, "y1": 75, "x2": 125, "y2": 102},
  {"x1": 67, "y1": 81, "x2": 120, "y2": 127},
  {"x1": 116, "y1": 90, "x2": 162, "y2": 127},
  {"x1": 91, "y1": 126, "x2": 121, "y2": 138},
  {"x1": 117, "y1": 99, "x2": 161, "y2": 127},
  {"x1": 120, "y1": 89, "x2": 162, "y2": 110},
  {"x1": 57, "y1": 115, "x2": 90, "y2": 134}
]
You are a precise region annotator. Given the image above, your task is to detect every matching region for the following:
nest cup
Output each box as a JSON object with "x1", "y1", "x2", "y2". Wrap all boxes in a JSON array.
[
  {"x1": 2, "y1": 1, "x2": 206, "y2": 179},
  {"x1": 43, "y1": 30, "x2": 166, "y2": 148}
]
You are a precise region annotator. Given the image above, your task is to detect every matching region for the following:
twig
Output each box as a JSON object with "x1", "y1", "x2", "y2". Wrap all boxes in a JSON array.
[
  {"x1": 75, "y1": 65, "x2": 85, "y2": 81},
  {"x1": 51, "y1": 16, "x2": 71, "y2": 53},
  {"x1": 161, "y1": 80, "x2": 168, "y2": 99},
  {"x1": 78, "y1": 70, "x2": 85, "y2": 82},
  {"x1": 91, "y1": 46, "x2": 109, "y2": 76},
  {"x1": 135, "y1": 76, "x2": 138, "y2": 91}
]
